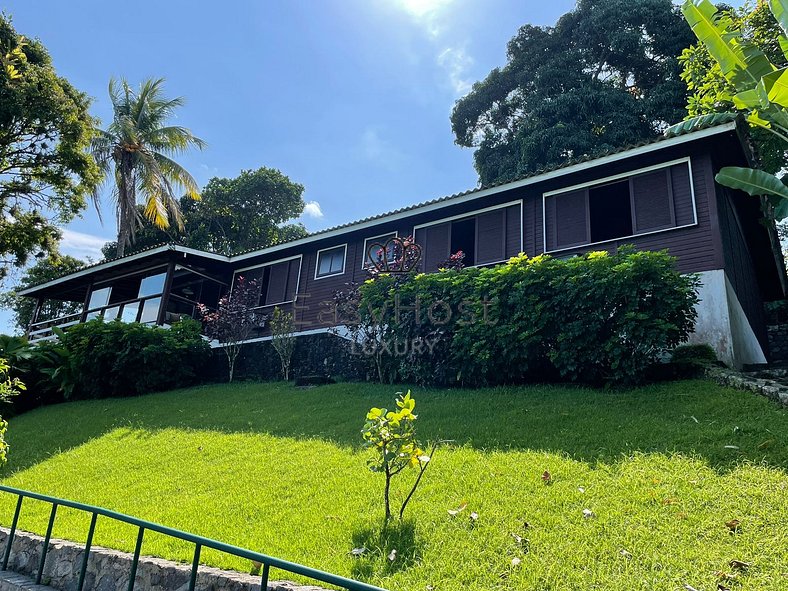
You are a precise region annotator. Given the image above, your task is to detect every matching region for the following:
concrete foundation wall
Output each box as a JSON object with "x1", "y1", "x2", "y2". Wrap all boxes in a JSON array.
[{"x1": 688, "y1": 269, "x2": 767, "y2": 368}]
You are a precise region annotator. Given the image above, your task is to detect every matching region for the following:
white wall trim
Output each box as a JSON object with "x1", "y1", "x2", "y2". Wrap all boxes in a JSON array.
[{"x1": 208, "y1": 326, "x2": 349, "y2": 348}]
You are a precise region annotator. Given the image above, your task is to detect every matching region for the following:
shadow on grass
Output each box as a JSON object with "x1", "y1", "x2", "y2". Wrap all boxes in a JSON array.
[
  {"x1": 2, "y1": 379, "x2": 787, "y2": 477},
  {"x1": 349, "y1": 520, "x2": 423, "y2": 579}
]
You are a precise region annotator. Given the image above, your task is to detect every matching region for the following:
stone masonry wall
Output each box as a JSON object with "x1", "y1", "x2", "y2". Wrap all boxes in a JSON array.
[
  {"x1": 767, "y1": 323, "x2": 788, "y2": 364},
  {"x1": 0, "y1": 528, "x2": 329, "y2": 591}
]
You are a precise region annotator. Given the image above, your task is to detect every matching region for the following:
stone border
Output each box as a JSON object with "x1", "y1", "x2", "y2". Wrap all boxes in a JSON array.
[
  {"x1": 0, "y1": 528, "x2": 329, "y2": 591},
  {"x1": 706, "y1": 367, "x2": 788, "y2": 407}
]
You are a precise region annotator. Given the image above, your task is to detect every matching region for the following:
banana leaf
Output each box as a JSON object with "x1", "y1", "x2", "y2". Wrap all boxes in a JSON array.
[{"x1": 682, "y1": 0, "x2": 774, "y2": 91}]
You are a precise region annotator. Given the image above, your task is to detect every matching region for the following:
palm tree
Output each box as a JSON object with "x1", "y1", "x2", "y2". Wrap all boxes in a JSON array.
[{"x1": 91, "y1": 78, "x2": 206, "y2": 257}]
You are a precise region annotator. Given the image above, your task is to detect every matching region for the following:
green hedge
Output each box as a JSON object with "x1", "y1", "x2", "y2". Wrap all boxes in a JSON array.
[
  {"x1": 357, "y1": 248, "x2": 700, "y2": 387},
  {"x1": 40, "y1": 319, "x2": 211, "y2": 399}
]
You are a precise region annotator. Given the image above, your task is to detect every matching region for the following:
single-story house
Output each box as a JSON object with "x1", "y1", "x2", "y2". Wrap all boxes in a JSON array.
[{"x1": 18, "y1": 119, "x2": 787, "y2": 369}]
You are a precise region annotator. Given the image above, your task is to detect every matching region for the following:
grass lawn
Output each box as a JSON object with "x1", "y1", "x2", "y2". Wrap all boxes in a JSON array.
[{"x1": 0, "y1": 380, "x2": 786, "y2": 590}]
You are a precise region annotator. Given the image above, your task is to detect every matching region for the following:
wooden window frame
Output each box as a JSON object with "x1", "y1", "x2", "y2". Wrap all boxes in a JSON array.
[
  {"x1": 313, "y1": 244, "x2": 348, "y2": 280},
  {"x1": 231, "y1": 254, "x2": 303, "y2": 307},
  {"x1": 542, "y1": 157, "x2": 697, "y2": 254},
  {"x1": 413, "y1": 200, "x2": 524, "y2": 268}
]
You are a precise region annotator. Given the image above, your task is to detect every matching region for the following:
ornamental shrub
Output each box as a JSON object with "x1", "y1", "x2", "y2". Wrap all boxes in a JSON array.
[
  {"x1": 50, "y1": 318, "x2": 210, "y2": 399},
  {"x1": 357, "y1": 248, "x2": 700, "y2": 387}
]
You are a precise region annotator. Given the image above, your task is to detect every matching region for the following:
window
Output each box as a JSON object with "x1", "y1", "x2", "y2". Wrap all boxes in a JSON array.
[
  {"x1": 544, "y1": 161, "x2": 692, "y2": 252},
  {"x1": 139, "y1": 297, "x2": 161, "y2": 324},
  {"x1": 315, "y1": 245, "x2": 346, "y2": 278},
  {"x1": 450, "y1": 218, "x2": 476, "y2": 266},
  {"x1": 87, "y1": 287, "x2": 111, "y2": 310},
  {"x1": 363, "y1": 233, "x2": 397, "y2": 268},
  {"x1": 414, "y1": 202, "x2": 522, "y2": 272},
  {"x1": 138, "y1": 272, "x2": 166, "y2": 297},
  {"x1": 589, "y1": 181, "x2": 632, "y2": 243},
  {"x1": 232, "y1": 257, "x2": 301, "y2": 306}
]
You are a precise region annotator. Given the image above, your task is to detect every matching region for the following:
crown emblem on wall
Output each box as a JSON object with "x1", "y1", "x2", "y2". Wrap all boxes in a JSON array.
[{"x1": 367, "y1": 237, "x2": 422, "y2": 274}]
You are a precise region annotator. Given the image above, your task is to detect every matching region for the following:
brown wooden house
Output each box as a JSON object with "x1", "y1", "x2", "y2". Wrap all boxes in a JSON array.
[{"x1": 18, "y1": 120, "x2": 786, "y2": 368}]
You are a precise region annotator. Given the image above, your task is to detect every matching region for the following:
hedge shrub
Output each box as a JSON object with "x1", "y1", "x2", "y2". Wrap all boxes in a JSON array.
[
  {"x1": 358, "y1": 248, "x2": 700, "y2": 387},
  {"x1": 50, "y1": 318, "x2": 210, "y2": 399}
]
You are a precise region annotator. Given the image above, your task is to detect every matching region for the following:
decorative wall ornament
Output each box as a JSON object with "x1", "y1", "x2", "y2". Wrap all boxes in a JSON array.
[{"x1": 366, "y1": 236, "x2": 422, "y2": 274}]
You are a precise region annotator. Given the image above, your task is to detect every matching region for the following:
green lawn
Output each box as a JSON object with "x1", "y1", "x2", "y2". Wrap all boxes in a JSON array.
[{"x1": 0, "y1": 380, "x2": 786, "y2": 590}]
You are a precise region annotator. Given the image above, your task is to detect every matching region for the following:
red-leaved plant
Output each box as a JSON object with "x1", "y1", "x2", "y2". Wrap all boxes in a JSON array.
[{"x1": 198, "y1": 276, "x2": 265, "y2": 382}]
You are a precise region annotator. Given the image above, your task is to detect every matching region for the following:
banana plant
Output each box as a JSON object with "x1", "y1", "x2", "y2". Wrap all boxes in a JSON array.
[{"x1": 666, "y1": 0, "x2": 788, "y2": 219}]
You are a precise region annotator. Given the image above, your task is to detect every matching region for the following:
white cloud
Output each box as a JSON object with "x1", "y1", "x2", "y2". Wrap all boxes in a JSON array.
[
  {"x1": 358, "y1": 127, "x2": 405, "y2": 169},
  {"x1": 397, "y1": 0, "x2": 455, "y2": 37},
  {"x1": 303, "y1": 201, "x2": 324, "y2": 218},
  {"x1": 60, "y1": 228, "x2": 111, "y2": 261},
  {"x1": 437, "y1": 46, "x2": 474, "y2": 96}
]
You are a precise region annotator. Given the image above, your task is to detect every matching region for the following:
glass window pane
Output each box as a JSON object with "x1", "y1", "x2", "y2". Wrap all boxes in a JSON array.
[
  {"x1": 330, "y1": 252, "x2": 342, "y2": 273},
  {"x1": 104, "y1": 306, "x2": 120, "y2": 321},
  {"x1": 88, "y1": 287, "x2": 111, "y2": 310},
  {"x1": 139, "y1": 272, "x2": 166, "y2": 297},
  {"x1": 121, "y1": 303, "x2": 139, "y2": 323},
  {"x1": 318, "y1": 254, "x2": 332, "y2": 276},
  {"x1": 85, "y1": 311, "x2": 101, "y2": 321},
  {"x1": 317, "y1": 246, "x2": 344, "y2": 277},
  {"x1": 140, "y1": 298, "x2": 161, "y2": 324}
]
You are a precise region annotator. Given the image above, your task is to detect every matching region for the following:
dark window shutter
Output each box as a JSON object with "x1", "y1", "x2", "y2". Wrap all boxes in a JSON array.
[
  {"x1": 422, "y1": 223, "x2": 450, "y2": 271},
  {"x1": 265, "y1": 261, "x2": 289, "y2": 305},
  {"x1": 285, "y1": 258, "x2": 300, "y2": 301},
  {"x1": 546, "y1": 190, "x2": 588, "y2": 250},
  {"x1": 505, "y1": 204, "x2": 522, "y2": 258},
  {"x1": 476, "y1": 209, "x2": 505, "y2": 264},
  {"x1": 670, "y1": 163, "x2": 695, "y2": 226},
  {"x1": 632, "y1": 169, "x2": 674, "y2": 233}
]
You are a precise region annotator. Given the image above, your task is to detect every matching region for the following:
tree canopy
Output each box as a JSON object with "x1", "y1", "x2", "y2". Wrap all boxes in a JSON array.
[
  {"x1": 0, "y1": 253, "x2": 85, "y2": 332},
  {"x1": 450, "y1": 0, "x2": 695, "y2": 185},
  {"x1": 101, "y1": 167, "x2": 308, "y2": 259},
  {"x1": 91, "y1": 78, "x2": 205, "y2": 257},
  {"x1": 0, "y1": 14, "x2": 99, "y2": 281}
]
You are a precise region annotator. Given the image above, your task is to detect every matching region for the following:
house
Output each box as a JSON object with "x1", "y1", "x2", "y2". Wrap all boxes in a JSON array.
[{"x1": 18, "y1": 119, "x2": 786, "y2": 369}]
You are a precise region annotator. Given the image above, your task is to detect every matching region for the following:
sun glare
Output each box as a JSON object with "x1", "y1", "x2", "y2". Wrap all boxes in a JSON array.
[{"x1": 399, "y1": 0, "x2": 453, "y2": 18}]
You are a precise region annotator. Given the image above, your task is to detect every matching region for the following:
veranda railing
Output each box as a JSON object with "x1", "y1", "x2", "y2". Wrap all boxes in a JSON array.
[{"x1": 0, "y1": 485, "x2": 386, "y2": 591}]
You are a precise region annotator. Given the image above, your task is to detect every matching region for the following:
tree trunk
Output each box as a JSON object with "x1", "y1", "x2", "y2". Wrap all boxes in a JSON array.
[{"x1": 383, "y1": 465, "x2": 392, "y2": 522}]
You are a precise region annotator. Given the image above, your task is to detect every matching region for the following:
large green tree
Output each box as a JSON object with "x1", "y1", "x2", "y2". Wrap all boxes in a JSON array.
[
  {"x1": 0, "y1": 15, "x2": 99, "y2": 282},
  {"x1": 91, "y1": 78, "x2": 205, "y2": 258},
  {"x1": 0, "y1": 253, "x2": 84, "y2": 332},
  {"x1": 101, "y1": 167, "x2": 308, "y2": 258},
  {"x1": 450, "y1": 0, "x2": 695, "y2": 185}
]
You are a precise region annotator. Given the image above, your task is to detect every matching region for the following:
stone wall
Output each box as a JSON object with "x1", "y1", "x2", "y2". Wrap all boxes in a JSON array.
[
  {"x1": 0, "y1": 528, "x2": 329, "y2": 591},
  {"x1": 207, "y1": 332, "x2": 372, "y2": 383},
  {"x1": 767, "y1": 323, "x2": 788, "y2": 364}
]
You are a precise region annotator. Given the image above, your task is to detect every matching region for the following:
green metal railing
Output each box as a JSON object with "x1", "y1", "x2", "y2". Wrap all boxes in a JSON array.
[{"x1": 0, "y1": 485, "x2": 386, "y2": 591}]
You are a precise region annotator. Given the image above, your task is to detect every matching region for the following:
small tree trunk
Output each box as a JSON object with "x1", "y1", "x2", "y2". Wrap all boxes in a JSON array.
[{"x1": 383, "y1": 465, "x2": 392, "y2": 522}]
